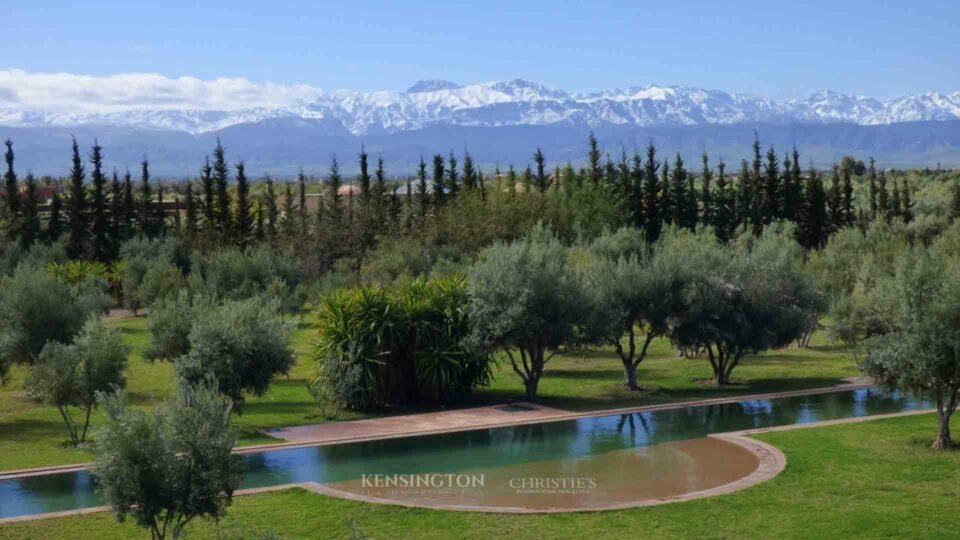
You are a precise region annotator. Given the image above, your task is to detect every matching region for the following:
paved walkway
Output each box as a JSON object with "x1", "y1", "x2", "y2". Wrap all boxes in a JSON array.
[{"x1": 262, "y1": 403, "x2": 571, "y2": 445}]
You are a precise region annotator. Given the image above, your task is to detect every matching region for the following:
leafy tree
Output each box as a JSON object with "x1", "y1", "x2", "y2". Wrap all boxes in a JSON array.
[
  {"x1": 588, "y1": 231, "x2": 686, "y2": 390},
  {"x1": 233, "y1": 162, "x2": 253, "y2": 247},
  {"x1": 145, "y1": 290, "x2": 208, "y2": 361},
  {"x1": 26, "y1": 318, "x2": 129, "y2": 445},
  {"x1": 951, "y1": 179, "x2": 960, "y2": 222},
  {"x1": 94, "y1": 384, "x2": 243, "y2": 540},
  {"x1": 175, "y1": 297, "x2": 294, "y2": 411},
  {"x1": 901, "y1": 179, "x2": 914, "y2": 223},
  {"x1": 467, "y1": 225, "x2": 598, "y2": 401},
  {"x1": 66, "y1": 138, "x2": 87, "y2": 258},
  {"x1": 861, "y1": 249, "x2": 960, "y2": 448},
  {"x1": 0, "y1": 253, "x2": 108, "y2": 371},
  {"x1": 841, "y1": 163, "x2": 855, "y2": 225},
  {"x1": 877, "y1": 169, "x2": 890, "y2": 220},
  {"x1": 671, "y1": 225, "x2": 820, "y2": 384}
]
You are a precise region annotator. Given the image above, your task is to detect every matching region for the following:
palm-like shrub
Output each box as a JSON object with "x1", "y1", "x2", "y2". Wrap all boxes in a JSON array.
[{"x1": 315, "y1": 274, "x2": 492, "y2": 409}]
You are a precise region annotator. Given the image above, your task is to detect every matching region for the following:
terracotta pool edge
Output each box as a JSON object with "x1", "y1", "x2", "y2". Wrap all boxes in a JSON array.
[{"x1": 0, "y1": 382, "x2": 873, "y2": 480}]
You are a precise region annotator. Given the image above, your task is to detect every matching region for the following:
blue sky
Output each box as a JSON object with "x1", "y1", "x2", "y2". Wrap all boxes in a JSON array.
[{"x1": 4, "y1": 0, "x2": 959, "y2": 100}]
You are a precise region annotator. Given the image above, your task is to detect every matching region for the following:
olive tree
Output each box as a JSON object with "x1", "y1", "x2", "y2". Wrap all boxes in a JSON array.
[
  {"x1": 861, "y1": 248, "x2": 960, "y2": 448},
  {"x1": 671, "y1": 225, "x2": 820, "y2": 385},
  {"x1": 0, "y1": 265, "x2": 108, "y2": 381},
  {"x1": 175, "y1": 297, "x2": 294, "y2": 411},
  {"x1": 94, "y1": 384, "x2": 244, "y2": 540},
  {"x1": 467, "y1": 225, "x2": 599, "y2": 401},
  {"x1": 26, "y1": 318, "x2": 129, "y2": 445},
  {"x1": 597, "y1": 252, "x2": 693, "y2": 391}
]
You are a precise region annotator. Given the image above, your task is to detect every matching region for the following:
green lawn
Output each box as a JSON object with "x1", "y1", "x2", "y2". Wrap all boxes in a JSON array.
[
  {"x1": 0, "y1": 314, "x2": 859, "y2": 472},
  {"x1": 2, "y1": 412, "x2": 956, "y2": 539}
]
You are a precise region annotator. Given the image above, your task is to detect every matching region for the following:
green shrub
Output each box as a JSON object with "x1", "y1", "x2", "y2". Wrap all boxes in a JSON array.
[{"x1": 315, "y1": 274, "x2": 493, "y2": 409}]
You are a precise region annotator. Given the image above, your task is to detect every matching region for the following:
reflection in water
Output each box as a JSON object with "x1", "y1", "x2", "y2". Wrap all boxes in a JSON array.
[{"x1": 0, "y1": 388, "x2": 927, "y2": 518}]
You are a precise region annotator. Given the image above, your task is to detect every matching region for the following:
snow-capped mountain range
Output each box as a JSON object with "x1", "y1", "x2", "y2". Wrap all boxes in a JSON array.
[{"x1": 1, "y1": 79, "x2": 959, "y2": 136}]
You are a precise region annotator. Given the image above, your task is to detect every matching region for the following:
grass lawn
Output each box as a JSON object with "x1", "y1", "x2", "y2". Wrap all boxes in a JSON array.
[
  {"x1": 2, "y1": 412, "x2": 956, "y2": 539},
  {"x1": 0, "y1": 313, "x2": 859, "y2": 472}
]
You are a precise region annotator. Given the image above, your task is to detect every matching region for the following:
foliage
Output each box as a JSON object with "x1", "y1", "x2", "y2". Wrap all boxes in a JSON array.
[
  {"x1": 94, "y1": 384, "x2": 244, "y2": 540},
  {"x1": 861, "y1": 248, "x2": 960, "y2": 448},
  {"x1": 189, "y1": 246, "x2": 304, "y2": 310},
  {"x1": 671, "y1": 224, "x2": 822, "y2": 384},
  {"x1": 0, "y1": 265, "x2": 108, "y2": 377},
  {"x1": 175, "y1": 297, "x2": 295, "y2": 411},
  {"x1": 467, "y1": 224, "x2": 600, "y2": 401},
  {"x1": 144, "y1": 290, "x2": 212, "y2": 361},
  {"x1": 315, "y1": 274, "x2": 493, "y2": 409},
  {"x1": 26, "y1": 318, "x2": 129, "y2": 445}
]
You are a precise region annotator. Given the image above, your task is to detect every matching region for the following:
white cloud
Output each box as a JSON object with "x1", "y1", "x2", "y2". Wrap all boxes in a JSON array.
[{"x1": 0, "y1": 69, "x2": 326, "y2": 112}]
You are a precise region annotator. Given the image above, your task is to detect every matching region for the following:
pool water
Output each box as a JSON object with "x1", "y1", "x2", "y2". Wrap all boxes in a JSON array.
[{"x1": 0, "y1": 388, "x2": 928, "y2": 518}]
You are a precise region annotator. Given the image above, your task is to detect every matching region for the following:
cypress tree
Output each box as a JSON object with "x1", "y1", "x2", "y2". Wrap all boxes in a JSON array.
[
  {"x1": 358, "y1": 145, "x2": 371, "y2": 205},
  {"x1": 877, "y1": 169, "x2": 890, "y2": 221},
  {"x1": 522, "y1": 165, "x2": 533, "y2": 193},
  {"x1": 841, "y1": 164, "x2": 854, "y2": 226},
  {"x1": 89, "y1": 141, "x2": 110, "y2": 260},
  {"x1": 616, "y1": 149, "x2": 630, "y2": 194},
  {"x1": 799, "y1": 168, "x2": 828, "y2": 249},
  {"x1": 297, "y1": 169, "x2": 309, "y2": 238},
  {"x1": 506, "y1": 164, "x2": 518, "y2": 195},
  {"x1": 416, "y1": 156, "x2": 429, "y2": 219},
  {"x1": 533, "y1": 148, "x2": 548, "y2": 194},
  {"x1": 20, "y1": 172, "x2": 39, "y2": 248},
  {"x1": 446, "y1": 152, "x2": 459, "y2": 198},
  {"x1": 3, "y1": 139, "x2": 19, "y2": 239},
  {"x1": 200, "y1": 156, "x2": 215, "y2": 231},
  {"x1": 139, "y1": 159, "x2": 152, "y2": 238},
  {"x1": 587, "y1": 132, "x2": 602, "y2": 185},
  {"x1": 891, "y1": 180, "x2": 902, "y2": 221},
  {"x1": 109, "y1": 170, "x2": 122, "y2": 251},
  {"x1": 659, "y1": 159, "x2": 671, "y2": 226},
  {"x1": 155, "y1": 181, "x2": 165, "y2": 237},
  {"x1": 668, "y1": 154, "x2": 690, "y2": 228},
  {"x1": 234, "y1": 162, "x2": 253, "y2": 246},
  {"x1": 629, "y1": 152, "x2": 644, "y2": 230},
  {"x1": 867, "y1": 157, "x2": 878, "y2": 219},
  {"x1": 280, "y1": 181, "x2": 296, "y2": 239},
  {"x1": 264, "y1": 176, "x2": 278, "y2": 241},
  {"x1": 431, "y1": 154, "x2": 445, "y2": 207},
  {"x1": 66, "y1": 138, "x2": 87, "y2": 258},
  {"x1": 642, "y1": 144, "x2": 661, "y2": 242},
  {"x1": 782, "y1": 148, "x2": 804, "y2": 223},
  {"x1": 184, "y1": 181, "x2": 198, "y2": 241},
  {"x1": 121, "y1": 169, "x2": 135, "y2": 240},
  {"x1": 901, "y1": 179, "x2": 913, "y2": 224},
  {"x1": 326, "y1": 156, "x2": 342, "y2": 228},
  {"x1": 713, "y1": 160, "x2": 734, "y2": 243},
  {"x1": 463, "y1": 150, "x2": 478, "y2": 191},
  {"x1": 826, "y1": 166, "x2": 844, "y2": 233},
  {"x1": 172, "y1": 196, "x2": 182, "y2": 235},
  {"x1": 212, "y1": 139, "x2": 230, "y2": 236},
  {"x1": 46, "y1": 189, "x2": 65, "y2": 243},
  {"x1": 761, "y1": 146, "x2": 780, "y2": 225},
  {"x1": 700, "y1": 152, "x2": 713, "y2": 228},
  {"x1": 373, "y1": 156, "x2": 387, "y2": 231},
  {"x1": 733, "y1": 160, "x2": 750, "y2": 233}
]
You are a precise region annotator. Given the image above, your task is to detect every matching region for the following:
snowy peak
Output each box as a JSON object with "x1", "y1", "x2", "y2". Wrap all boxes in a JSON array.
[
  {"x1": 405, "y1": 80, "x2": 462, "y2": 93},
  {"x1": 1, "y1": 81, "x2": 959, "y2": 135}
]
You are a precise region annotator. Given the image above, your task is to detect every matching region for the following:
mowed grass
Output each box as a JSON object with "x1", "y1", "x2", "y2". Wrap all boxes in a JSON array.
[
  {"x1": 0, "y1": 313, "x2": 860, "y2": 472},
  {"x1": 3, "y1": 412, "x2": 957, "y2": 540}
]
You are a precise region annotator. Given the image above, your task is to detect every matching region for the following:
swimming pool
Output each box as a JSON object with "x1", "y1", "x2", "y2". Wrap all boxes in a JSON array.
[{"x1": 0, "y1": 387, "x2": 929, "y2": 519}]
